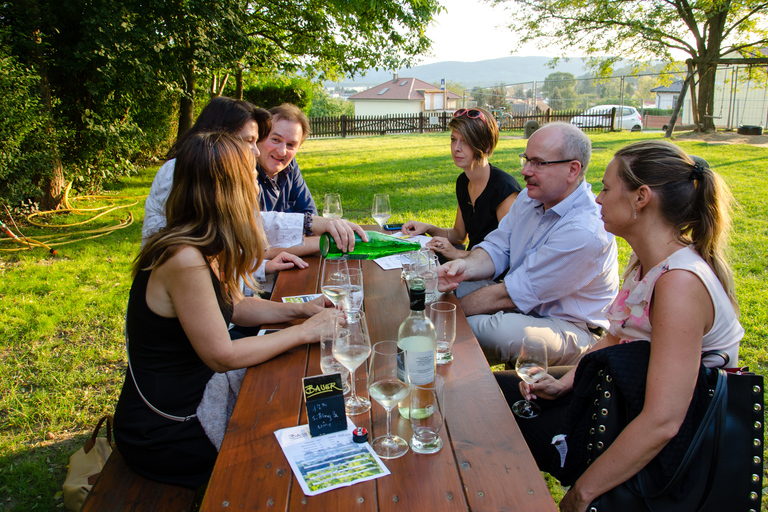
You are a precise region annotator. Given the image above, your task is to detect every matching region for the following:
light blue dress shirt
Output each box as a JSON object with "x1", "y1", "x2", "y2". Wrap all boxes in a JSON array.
[{"x1": 477, "y1": 180, "x2": 619, "y2": 329}]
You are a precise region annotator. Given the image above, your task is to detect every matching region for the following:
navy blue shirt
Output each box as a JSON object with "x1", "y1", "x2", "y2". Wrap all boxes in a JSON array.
[{"x1": 256, "y1": 159, "x2": 318, "y2": 215}]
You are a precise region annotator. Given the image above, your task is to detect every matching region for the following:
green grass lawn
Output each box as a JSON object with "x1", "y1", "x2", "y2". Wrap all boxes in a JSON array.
[{"x1": 0, "y1": 131, "x2": 766, "y2": 510}]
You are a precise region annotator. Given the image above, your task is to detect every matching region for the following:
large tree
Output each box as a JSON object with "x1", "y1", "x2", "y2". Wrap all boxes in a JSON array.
[{"x1": 490, "y1": 0, "x2": 768, "y2": 131}]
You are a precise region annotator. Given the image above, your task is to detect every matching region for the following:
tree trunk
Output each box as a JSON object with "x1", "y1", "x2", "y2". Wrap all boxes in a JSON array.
[
  {"x1": 235, "y1": 68, "x2": 243, "y2": 100},
  {"x1": 696, "y1": 61, "x2": 718, "y2": 132},
  {"x1": 177, "y1": 63, "x2": 196, "y2": 140}
]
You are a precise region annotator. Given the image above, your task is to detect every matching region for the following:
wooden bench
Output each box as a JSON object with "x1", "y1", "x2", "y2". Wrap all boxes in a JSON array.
[{"x1": 81, "y1": 448, "x2": 196, "y2": 512}]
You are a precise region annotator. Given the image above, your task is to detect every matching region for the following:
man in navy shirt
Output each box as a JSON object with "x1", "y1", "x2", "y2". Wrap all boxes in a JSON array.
[{"x1": 256, "y1": 104, "x2": 317, "y2": 215}]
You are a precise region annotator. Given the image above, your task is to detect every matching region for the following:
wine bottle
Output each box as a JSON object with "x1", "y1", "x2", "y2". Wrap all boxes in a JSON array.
[
  {"x1": 320, "y1": 230, "x2": 421, "y2": 260},
  {"x1": 397, "y1": 277, "x2": 437, "y2": 419}
]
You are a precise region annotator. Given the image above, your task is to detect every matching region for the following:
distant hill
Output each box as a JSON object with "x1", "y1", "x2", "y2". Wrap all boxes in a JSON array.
[{"x1": 324, "y1": 56, "x2": 590, "y2": 89}]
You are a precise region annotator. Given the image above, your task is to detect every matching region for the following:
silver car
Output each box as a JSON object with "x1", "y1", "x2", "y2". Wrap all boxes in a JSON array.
[{"x1": 570, "y1": 105, "x2": 643, "y2": 131}]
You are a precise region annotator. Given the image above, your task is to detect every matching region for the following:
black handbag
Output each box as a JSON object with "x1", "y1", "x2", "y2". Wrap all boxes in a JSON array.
[{"x1": 553, "y1": 341, "x2": 764, "y2": 512}]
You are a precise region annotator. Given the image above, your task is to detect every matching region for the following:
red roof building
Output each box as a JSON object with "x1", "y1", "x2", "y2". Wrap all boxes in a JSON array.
[{"x1": 348, "y1": 75, "x2": 461, "y2": 116}]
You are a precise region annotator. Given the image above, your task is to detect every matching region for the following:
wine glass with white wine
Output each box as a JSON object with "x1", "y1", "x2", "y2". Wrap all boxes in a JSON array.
[
  {"x1": 321, "y1": 259, "x2": 350, "y2": 308},
  {"x1": 367, "y1": 340, "x2": 409, "y2": 458},
  {"x1": 371, "y1": 194, "x2": 391, "y2": 228},
  {"x1": 333, "y1": 311, "x2": 372, "y2": 415},
  {"x1": 512, "y1": 335, "x2": 548, "y2": 419}
]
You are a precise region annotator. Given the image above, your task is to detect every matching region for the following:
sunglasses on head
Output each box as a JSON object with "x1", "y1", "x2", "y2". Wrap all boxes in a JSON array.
[{"x1": 453, "y1": 108, "x2": 487, "y2": 127}]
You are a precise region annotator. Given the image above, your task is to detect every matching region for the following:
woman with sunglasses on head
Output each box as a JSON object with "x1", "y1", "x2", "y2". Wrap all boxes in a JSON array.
[
  {"x1": 402, "y1": 107, "x2": 521, "y2": 261},
  {"x1": 500, "y1": 140, "x2": 743, "y2": 511},
  {"x1": 115, "y1": 132, "x2": 342, "y2": 488}
]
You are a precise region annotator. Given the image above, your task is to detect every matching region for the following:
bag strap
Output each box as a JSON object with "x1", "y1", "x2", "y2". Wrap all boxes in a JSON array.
[
  {"x1": 125, "y1": 314, "x2": 197, "y2": 423},
  {"x1": 628, "y1": 368, "x2": 727, "y2": 501},
  {"x1": 83, "y1": 415, "x2": 114, "y2": 453},
  {"x1": 701, "y1": 349, "x2": 730, "y2": 368}
]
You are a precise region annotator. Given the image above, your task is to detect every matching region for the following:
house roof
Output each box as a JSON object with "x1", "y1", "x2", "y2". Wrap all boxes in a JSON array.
[
  {"x1": 348, "y1": 77, "x2": 461, "y2": 101},
  {"x1": 650, "y1": 80, "x2": 684, "y2": 93}
]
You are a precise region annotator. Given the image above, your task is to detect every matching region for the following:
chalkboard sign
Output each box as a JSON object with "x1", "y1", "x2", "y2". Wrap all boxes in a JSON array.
[{"x1": 303, "y1": 373, "x2": 346, "y2": 437}]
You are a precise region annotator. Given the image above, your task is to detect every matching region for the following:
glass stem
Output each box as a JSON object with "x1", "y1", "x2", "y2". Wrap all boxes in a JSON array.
[
  {"x1": 385, "y1": 407, "x2": 392, "y2": 437},
  {"x1": 349, "y1": 368, "x2": 357, "y2": 401}
]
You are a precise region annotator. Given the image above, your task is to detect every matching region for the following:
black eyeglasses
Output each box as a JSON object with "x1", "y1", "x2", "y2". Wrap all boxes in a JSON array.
[{"x1": 519, "y1": 153, "x2": 577, "y2": 170}]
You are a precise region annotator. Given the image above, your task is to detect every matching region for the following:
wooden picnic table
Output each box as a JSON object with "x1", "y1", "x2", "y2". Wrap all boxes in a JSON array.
[{"x1": 200, "y1": 235, "x2": 558, "y2": 512}]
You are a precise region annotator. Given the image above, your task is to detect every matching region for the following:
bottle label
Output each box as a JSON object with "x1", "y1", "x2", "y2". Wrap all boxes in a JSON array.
[{"x1": 405, "y1": 349, "x2": 435, "y2": 385}]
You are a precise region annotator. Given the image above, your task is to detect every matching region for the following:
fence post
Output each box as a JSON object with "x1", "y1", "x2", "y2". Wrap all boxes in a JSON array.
[
  {"x1": 610, "y1": 107, "x2": 616, "y2": 132},
  {"x1": 419, "y1": 112, "x2": 424, "y2": 133},
  {"x1": 341, "y1": 115, "x2": 347, "y2": 138}
]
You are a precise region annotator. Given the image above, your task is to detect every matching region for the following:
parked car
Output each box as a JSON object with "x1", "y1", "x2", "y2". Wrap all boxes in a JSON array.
[{"x1": 570, "y1": 105, "x2": 643, "y2": 131}]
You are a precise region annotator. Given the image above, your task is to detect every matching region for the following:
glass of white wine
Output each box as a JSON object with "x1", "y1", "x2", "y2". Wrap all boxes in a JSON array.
[
  {"x1": 371, "y1": 194, "x2": 391, "y2": 228},
  {"x1": 367, "y1": 340, "x2": 409, "y2": 459},
  {"x1": 320, "y1": 329, "x2": 350, "y2": 394},
  {"x1": 323, "y1": 193, "x2": 343, "y2": 219},
  {"x1": 344, "y1": 268, "x2": 364, "y2": 314},
  {"x1": 320, "y1": 259, "x2": 350, "y2": 308},
  {"x1": 512, "y1": 335, "x2": 548, "y2": 419},
  {"x1": 332, "y1": 311, "x2": 372, "y2": 415}
]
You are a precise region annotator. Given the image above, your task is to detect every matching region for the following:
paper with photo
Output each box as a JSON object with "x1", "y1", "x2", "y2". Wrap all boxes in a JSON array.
[
  {"x1": 274, "y1": 419, "x2": 390, "y2": 496},
  {"x1": 282, "y1": 294, "x2": 324, "y2": 303}
]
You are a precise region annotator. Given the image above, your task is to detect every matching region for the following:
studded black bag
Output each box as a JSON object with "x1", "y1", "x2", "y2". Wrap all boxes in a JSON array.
[{"x1": 550, "y1": 341, "x2": 764, "y2": 512}]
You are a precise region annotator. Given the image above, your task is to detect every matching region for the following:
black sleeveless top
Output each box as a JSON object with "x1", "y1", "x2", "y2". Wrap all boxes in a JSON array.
[
  {"x1": 456, "y1": 164, "x2": 521, "y2": 250},
  {"x1": 114, "y1": 266, "x2": 233, "y2": 488}
]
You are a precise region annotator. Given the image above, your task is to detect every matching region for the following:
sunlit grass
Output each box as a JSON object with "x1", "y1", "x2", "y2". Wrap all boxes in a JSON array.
[{"x1": 0, "y1": 131, "x2": 765, "y2": 510}]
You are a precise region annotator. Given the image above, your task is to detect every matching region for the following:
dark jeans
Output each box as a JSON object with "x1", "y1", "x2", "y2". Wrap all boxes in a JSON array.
[{"x1": 494, "y1": 366, "x2": 574, "y2": 472}]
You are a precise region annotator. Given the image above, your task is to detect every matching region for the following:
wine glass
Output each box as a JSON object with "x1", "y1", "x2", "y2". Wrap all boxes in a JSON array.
[
  {"x1": 321, "y1": 259, "x2": 350, "y2": 308},
  {"x1": 320, "y1": 328, "x2": 350, "y2": 394},
  {"x1": 512, "y1": 335, "x2": 548, "y2": 419},
  {"x1": 323, "y1": 193, "x2": 343, "y2": 219},
  {"x1": 367, "y1": 341, "x2": 410, "y2": 459},
  {"x1": 332, "y1": 311, "x2": 372, "y2": 415},
  {"x1": 371, "y1": 194, "x2": 391, "y2": 228},
  {"x1": 343, "y1": 268, "x2": 364, "y2": 314}
]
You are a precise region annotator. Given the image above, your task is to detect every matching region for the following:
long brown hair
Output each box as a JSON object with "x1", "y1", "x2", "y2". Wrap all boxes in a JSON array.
[
  {"x1": 137, "y1": 132, "x2": 265, "y2": 301},
  {"x1": 613, "y1": 140, "x2": 738, "y2": 312}
]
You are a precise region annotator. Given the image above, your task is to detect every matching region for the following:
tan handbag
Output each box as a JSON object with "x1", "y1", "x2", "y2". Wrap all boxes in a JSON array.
[{"x1": 62, "y1": 416, "x2": 114, "y2": 511}]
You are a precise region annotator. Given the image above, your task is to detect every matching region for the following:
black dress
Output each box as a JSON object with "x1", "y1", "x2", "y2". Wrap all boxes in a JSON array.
[
  {"x1": 114, "y1": 267, "x2": 233, "y2": 488},
  {"x1": 456, "y1": 164, "x2": 521, "y2": 250}
]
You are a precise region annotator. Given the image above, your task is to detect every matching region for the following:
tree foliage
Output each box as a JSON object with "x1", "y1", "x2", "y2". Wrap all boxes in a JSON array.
[{"x1": 491, "y1": 0, "x2": 768, "y2": 131}]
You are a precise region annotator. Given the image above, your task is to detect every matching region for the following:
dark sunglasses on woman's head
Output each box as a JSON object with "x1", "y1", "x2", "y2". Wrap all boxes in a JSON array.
[{"x1": 453, "y1": 108, "x2": 488, "y2": 126}]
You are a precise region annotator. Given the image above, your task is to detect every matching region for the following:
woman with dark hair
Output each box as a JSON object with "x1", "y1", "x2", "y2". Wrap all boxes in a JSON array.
[
  {"x1": 402, "y1": 107, "x2": 521, "y2": 260},
  {"x1": 115, "y1": 133, "x2": 341, "y2": 488},
  {"x1": 143, "y1": 96, "x2": 367, "y2": 281},
  {"x1": 496, "y1": 140, "x2": 743, "y2": 511}
]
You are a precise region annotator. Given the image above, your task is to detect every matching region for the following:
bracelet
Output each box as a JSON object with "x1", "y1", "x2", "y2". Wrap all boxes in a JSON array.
[{"x1": 303, "y1": 212, "x2": 314, "y2": 237}]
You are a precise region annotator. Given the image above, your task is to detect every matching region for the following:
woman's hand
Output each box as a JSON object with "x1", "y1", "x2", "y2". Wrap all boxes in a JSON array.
[
  {"x1": 401, "y1": 220, "x2": 430, "y2": 237},
  {"x1": 519, "y1": 373, "x2": 571, "y2": 401},
  {"x1": 559, "y1": 486, "x2": 591, "y2": 512},
  {"x1": 426, "y1": 236, "x2": 461, "y2": 260},
  {"x1": 299, "y1": 308, "x2": 345, "y2": 343},
  {"x1": 264, "y1": 252, "x2": 308, "y2": 275},
  {"x1": 301, "y1": 294, "x2": 334, "y2": 317},
  {"x1": 312, "y1": 217, "x2": 368, "y2": 252}
]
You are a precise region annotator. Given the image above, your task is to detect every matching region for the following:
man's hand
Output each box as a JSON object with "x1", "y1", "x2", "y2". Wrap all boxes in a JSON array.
[
  {"x1": 264, "y1": 252, "x2": 308, "y2": 275},
  {"x1": 438, "y1": 259, "x2": 468, "y2": 292},
  {"x1": 312, "y1": 217, "x2": 368, "y2": 253}
]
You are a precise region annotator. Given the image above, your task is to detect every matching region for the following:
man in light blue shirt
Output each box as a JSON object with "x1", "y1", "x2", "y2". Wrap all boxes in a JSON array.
[{"x1": 438, "y1": 122, "x2": 619, "y2": 365}]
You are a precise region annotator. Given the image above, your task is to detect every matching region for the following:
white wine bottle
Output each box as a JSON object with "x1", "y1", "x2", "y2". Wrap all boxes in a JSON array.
[{"x1": 397, "y1": 277, "x2": 437, "y2": 419}]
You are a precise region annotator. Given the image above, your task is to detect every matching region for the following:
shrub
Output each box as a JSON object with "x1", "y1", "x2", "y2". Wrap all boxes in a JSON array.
[
  {"x1": 239, "y1": 75, "x2": 314, "y2": 111},
  {"x1": 641, "y1": 108, "x2": 674, "y2": 116}
]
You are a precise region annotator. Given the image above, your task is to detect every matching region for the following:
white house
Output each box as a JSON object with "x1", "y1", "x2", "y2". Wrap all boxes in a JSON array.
[
  {"x1": 348, "y1": 76, "x2": 461, "y2": 116},
  {"x1": 650, "y1": 80, "x2": 684, "y2": 109}
]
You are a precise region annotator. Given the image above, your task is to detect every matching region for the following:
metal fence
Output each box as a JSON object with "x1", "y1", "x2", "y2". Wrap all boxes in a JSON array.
[
  {"x1": 310, "y1": 112, "x2": 452, "y2": 138},
  {"x1": 309, "y1": 109, "x2": 616, "y2": 138}
]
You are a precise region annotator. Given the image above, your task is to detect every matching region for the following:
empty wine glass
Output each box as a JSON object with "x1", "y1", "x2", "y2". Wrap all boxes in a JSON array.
[
  {"x1": 371, "y1": 194, "x2": 391, "y2": 228},
  {"x1": 321, "y1": 259, "x2": 350, "y2": 308},
  {"x1": 512, "y1": 335, "x2": 548, "y2": 419},
  {"x1": 333, "y1": 311, "x2": 372, "y2": 415},
  {"x1": 343, "y1": 268, "x2": 364, "y2": 314},
  {"x1": 367, "y1": 341, "x2": 409, "y2": 459},
  {"x1": 409, "y1": 374, "x2": 445, "y2": 454},
  {"x1": 323, "y1": 193, "x2": 343, "y2": 219}
]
